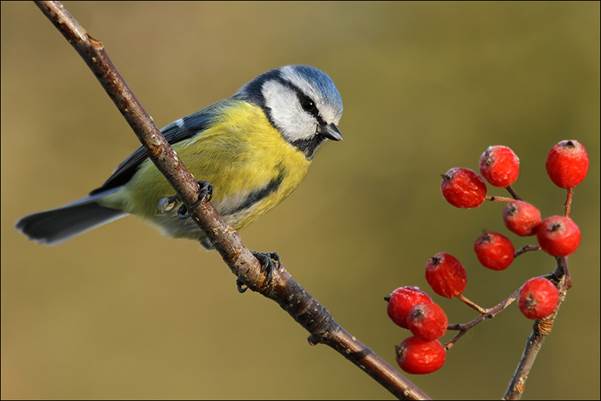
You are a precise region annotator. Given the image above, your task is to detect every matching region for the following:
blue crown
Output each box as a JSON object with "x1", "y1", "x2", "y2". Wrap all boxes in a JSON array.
[{"x1": 287, "y1": 65, "x2": 343, "y2": 113}]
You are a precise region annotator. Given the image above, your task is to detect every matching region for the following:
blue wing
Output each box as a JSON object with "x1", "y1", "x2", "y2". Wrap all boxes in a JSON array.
[{"x1": 90, "y1": 101, "x2": 228, "y2": 195}]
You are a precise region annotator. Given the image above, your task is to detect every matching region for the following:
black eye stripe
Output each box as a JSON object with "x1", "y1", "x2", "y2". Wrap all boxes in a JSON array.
[{"x1": 275, "y1": 78, "x2": 323, "y2": 122}]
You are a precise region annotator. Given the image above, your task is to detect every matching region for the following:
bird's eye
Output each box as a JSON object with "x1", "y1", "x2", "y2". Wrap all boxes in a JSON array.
[{"x1": 299, "y1": 95, "x2": 318, "y2": 116}]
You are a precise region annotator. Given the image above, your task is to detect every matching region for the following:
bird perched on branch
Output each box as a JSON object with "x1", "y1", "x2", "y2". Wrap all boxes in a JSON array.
[{"x1": 16, "y1": 65, "x2": 343, "y2": 249}]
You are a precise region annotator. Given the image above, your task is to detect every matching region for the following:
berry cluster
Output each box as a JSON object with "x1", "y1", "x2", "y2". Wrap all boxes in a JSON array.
[
  {"x1": 387, "y1": 287, "x2": 447, "y2": 374},
  {"x1": 386, "y1": 140, "x2": 588, "y2": 375}
]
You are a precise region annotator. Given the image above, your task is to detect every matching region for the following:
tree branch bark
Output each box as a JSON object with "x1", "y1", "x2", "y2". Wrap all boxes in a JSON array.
[{"x1": 34, "y1": 1, "x2": 431, "y2": 399}]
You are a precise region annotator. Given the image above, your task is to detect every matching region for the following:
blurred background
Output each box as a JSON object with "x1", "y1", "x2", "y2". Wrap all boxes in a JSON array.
[{"x1": 1, "y1": 1, "x2": 599, "y2": 399}]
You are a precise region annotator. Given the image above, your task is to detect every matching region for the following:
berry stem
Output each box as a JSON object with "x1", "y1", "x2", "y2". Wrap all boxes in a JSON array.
[
  {"x1": 486, "y1": 195, "x2": 515, "y2": 203},
  {"x1": 506, "y1": 186, "x2": 522, "y2": 200},
  {"x1": 446, "y1": 289, "x2": 519, "y2": 350},
  {"x1": 564, "y1": 187, "x2": 573, "y2": 217},
  {"x1": 457, "y1": 293, "x2": 487, "y2": 314},
  {"x1": 514, "y1": 244, "x2": 541, "y2": 258}
]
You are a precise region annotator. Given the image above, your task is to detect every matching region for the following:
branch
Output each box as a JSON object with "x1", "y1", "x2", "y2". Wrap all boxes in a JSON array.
[
  {"x1": 445, "y1": 241, "x2": 545, "y2": 351},
  {"x1": 503, "y1": 257, "x2": 570, "y2": 400},
  {"x1": 445, "y1": 290, "x2": 519, "y2": 350},
  {"x1": 513, "y1": 244, "x2": 540, "y2": 258},
  {"x1": 34, "y1": 1, "x2": 431, "y2": 399}
]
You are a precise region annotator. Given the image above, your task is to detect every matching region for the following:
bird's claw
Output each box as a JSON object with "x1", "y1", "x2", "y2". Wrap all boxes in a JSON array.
[
  {"x1": 157, "y1": 180, "x2": 213, "y2": 219},
  {"x1": 252, "y1": 251, "x2": 280, "y2": 288},
  {"x1": 236, "y1": 278, "x2": 249, "y2": 293},
  {"x1": 196, "y1": 180, "x2": 213, "y2": 203},
  {"x1": 236, "y1": 252, "x2": 280, "y2": 294}
]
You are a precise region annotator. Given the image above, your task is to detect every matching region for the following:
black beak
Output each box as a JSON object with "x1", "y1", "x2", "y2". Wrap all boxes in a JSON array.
[{"x1": 319, "y1": 123, "x2": 343, "y2": 141}]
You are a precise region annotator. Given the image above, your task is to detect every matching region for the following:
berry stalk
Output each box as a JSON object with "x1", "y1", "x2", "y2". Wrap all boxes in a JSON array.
[
  {"x1": 513, "y1": 244, "x2": 540, "y2": 258},
  {"x1": 457, "y1": 293, "x2": 487, "y2": 314},
  {"x1": 486, "y1": 195, "x2": 516, "y2": 203},
  {"x1": 564, "y1": 187, "x2": 573, "y2": 217},
  {"x1": 506, "y1": 185, "x2": 522, "y2": 200}
]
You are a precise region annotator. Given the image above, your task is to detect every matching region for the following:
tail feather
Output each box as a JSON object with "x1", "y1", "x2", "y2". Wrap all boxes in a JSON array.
[{"x1": 16, "y1": 194, "x2": 126, "y2": 245}]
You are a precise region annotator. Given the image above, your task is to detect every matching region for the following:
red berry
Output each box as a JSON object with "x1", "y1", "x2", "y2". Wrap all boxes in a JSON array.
[
  {"x1": 474, "y1": 232, "x2": 515, "y2": 271},
  {"x1": 536, "y1": 215, "x2": 581, "y2": 256},
  {"x1": 441, "y1": 167, "x2": 487, "y2": 208},
  {"x1": 425, "y1": 252, "x2": 467, "y2": 298},
  {"x1": 503, "y1": 201, "x2": 542, "y2": 236},
  {"x1": 387, "y1": 287, "x2": 433, "y2": 329},
  {"x1": 395, "y1": 336, "x2": 446, "y2": 374},
  {"x1": 546, "y1": 140, "x2": 589, "y2": 188},
  {"x1": 407, "y1": 303, "x2": 448, "y2": 341},
  {"x1": 519, "y1": 277, "x2": 559, "y2": 319},
  {"x1": 479, "y1": 145, "x2": 520, "y2": 187}
]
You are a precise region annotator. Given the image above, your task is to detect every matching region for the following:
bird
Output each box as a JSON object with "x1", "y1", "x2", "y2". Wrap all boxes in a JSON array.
[{"x1": 16, "y1": 65, "x2": 344, "y2": 251}]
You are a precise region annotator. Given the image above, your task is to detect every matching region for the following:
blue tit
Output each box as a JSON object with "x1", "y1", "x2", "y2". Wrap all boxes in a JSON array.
[{"x1": 16, "y1": 65, "x2": 344, "y2": 248}]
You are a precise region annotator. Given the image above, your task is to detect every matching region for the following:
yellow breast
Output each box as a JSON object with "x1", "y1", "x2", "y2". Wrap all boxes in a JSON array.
[{"x1": 106, "y1": 101, "x2": 311, "y2": 234}]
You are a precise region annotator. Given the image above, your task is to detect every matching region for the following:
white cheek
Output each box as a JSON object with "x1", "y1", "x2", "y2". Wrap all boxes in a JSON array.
[{"x1": 262, "y1": 80, "x2": 316, "y2": 141}]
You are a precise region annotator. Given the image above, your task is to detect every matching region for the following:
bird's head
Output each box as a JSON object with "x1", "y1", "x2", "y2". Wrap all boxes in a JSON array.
[{"x1": 236, "y1": 65, "x2": 344, "y2": 158}]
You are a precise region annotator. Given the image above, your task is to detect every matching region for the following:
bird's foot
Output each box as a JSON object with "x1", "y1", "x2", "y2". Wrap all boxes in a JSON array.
[
  {"x1": 195, "y1": 180, "x2": 214, "y2": 203},
  {"x1": 178, "y1": 180, "x2": 213, "y2": 218},
  {"x1": 157, "y1": 180, "x2": 213, "y2": 219},
  {"x1": 236, "y1": 251, "x2": 280, "y2": 293},
  {"x1": 200, "y1": 237, "x2": 215, "y2": 250}
]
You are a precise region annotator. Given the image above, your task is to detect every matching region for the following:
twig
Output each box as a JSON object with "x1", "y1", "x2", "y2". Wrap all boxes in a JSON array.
[
  {"x1": 506, "y1": 186, "x2": 522, "y2": 200},
  {"x1": 564, "y1": 188, "x2": 573, "y2": 217},
  {"x1": 446, "y1": 290, "x2": 518, "y2": 350},
  {"x1": 448, "y1": 243, "x2": 540, "y2": 349},
  {"x1": 486, "y1": 195, "x2": 515, "y2": 203},
  {"x1": 34, "y1": 1, "x2": 431, "y2": 399},
  {"x1": 514, "y1": 244, "x2": 540, "y2": 258},
  {"x1": 457, "y1": 293, "x2": 487, "y2": 314},
  {"x1": 503, "y1": 257, "x2": 569, "y2": 400}
]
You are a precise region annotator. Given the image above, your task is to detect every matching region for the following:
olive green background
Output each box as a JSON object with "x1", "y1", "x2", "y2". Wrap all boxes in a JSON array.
[{"x1": 1, "y1": 1, "x2": 599, "y2": 399}]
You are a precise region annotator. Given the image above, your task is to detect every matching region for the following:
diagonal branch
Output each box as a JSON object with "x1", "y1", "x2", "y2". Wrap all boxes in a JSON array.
[{"x1": 34, "y1": 1, "x2": 431, "y2": 399}]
